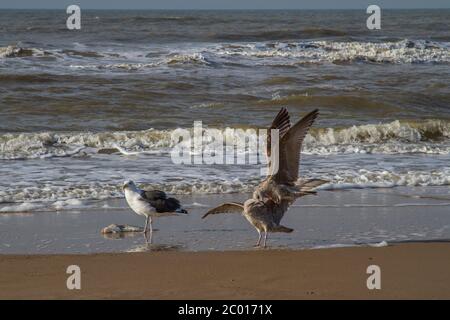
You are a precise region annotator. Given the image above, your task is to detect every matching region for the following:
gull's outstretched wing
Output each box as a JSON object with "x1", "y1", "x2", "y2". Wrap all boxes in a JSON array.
[
  {"x1": 266, "y1": 107, "x2": 291, "y2": 175},
  {"x1": 273, "y1": 109, "x2": 319, "y2": 183},
  {"x1": 202, "y1": 202, "x2": 244, "y2": 219}
]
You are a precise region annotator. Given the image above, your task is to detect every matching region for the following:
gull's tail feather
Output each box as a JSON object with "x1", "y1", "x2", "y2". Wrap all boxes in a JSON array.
[{"x1": 176, "y1": 207, "x2": 188, "y2": 214}]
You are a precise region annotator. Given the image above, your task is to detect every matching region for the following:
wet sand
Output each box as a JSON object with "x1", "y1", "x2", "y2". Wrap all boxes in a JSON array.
[
  {"x1": 1, "y1": 187, "x2": 450, "y2": 254},
  {"x1": 1, "y1": 243, "x2": 449, "y2": 299}
]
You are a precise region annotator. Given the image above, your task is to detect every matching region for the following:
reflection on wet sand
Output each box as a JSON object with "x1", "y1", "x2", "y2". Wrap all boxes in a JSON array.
[
  {"x1": 102, "y1": 229, "x2": 181, "y2": 252},
  {"x1": 126, "y1": 243, "x2": 182, "y2": 253}
]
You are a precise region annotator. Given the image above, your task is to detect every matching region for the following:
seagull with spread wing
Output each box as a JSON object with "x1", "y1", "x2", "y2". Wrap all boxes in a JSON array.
[
  {"x1": 202, "y1": 108, "x2": 327, "y2": 248},
  {"x1": 254, "y1": 108, "x2": 326, "y2": 204},
  {"x1": 123, "y1": 180, "x2": 188, "y2": 242}
]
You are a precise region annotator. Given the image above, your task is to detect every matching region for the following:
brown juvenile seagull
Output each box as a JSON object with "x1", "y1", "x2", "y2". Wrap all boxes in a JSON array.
[
  {"x1": 254, "y1": 108, "x2": 326, "y2": 203},
  {"x1": 202, "y1": 199, "x2": 294, "y2": 248},
  {"x1": 202, "y1": 108, "x2": 327, "y2": 248}
]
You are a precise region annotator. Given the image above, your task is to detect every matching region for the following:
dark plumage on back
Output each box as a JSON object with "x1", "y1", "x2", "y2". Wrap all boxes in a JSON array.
[
  {"x1": 140, "y1": 189, "x2": 188, "y2": 214},
  {"x1": 142, "y1": 190, "x2": 167, "y2": 201}
]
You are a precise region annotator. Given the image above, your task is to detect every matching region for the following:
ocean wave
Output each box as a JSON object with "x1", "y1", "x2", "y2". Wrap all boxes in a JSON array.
[
  {"x1": 0, "y1": 179, "x2": 257, "y2": 205},
  {"x1": 319, "y1": 168, "x2": 450, "y2": 190},
  {"x1": 68, "y1": 53, "x2": 212, "y2": 70},
  {"x1": 85, "y1": 62, "x2": 161, "y2": 70},
  {"x1": 0, "y1": 45, "x2": 35, "y2": 58},
  {"x1": 165, "y1": 52, "x2": 213, "y2": 66},
  {"x1": 1, "y1": 120, "x2": 449, "y2": 160},
  {"x1": 0, "y1": 129, "x2": 173, "y2": 160},
  {"x1": 215, "y1": 39, "x2": 450, "y2": 64},
  {"x1": 0, "y1": 45, "x2": 50, "y2": 58},
  {"x1": 60, "y1": 49, "x2": 104, "y2": 58},
  {"x1": 0, "y1": 199, "x2": 92, "y2": 213},
  {"x1": 0, "y1": 168, "x2": 448, "y2": 208},
  {"x1": 4, "y1": 39, "x2": 448, "y2": 67},
  {"x1": 306, "y1": 119, "x2": 450, "y2": 147}
]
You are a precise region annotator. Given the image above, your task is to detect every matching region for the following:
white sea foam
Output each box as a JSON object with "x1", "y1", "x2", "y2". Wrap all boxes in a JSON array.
[
  {"x1": 0, "y1": 199, "x2": 99, "y2": 213},
  {"x1": 215, "y1": 39, "x2": 450, "y2": 64},
  {"x1": 0, "y1": 45, "x2": 36, "y2": 58},
  {"x1": 0, "y1": 202, "x2": 45, "y2": 213},
  {"x1": 166, "y1": 52, "x2": 211, "y2": 65},
  {"x1": 311, "y1": 243, "x2": 357, "y2": 250},
  {"x1": 68, "y1": 52, "x2": 211, "y2": 71},
  {"x1": 319, "y1": 168, "x2": 450, "y2": 190},
  {"x1": 52, "y1": 199, "x2": 89, "y2": 211},
  {"x1": 313, "y1": 241, "x2": 388, "y2": 250},
  {"x1": 0, "y1": 129, "x2": 173, "y2": 160},
  {"x1": 7, "y1": 39, "x2": 447, "y2": 69},
  {"x1": 0, "y1": 167, "x2": 448, "y2": 206},
  {"x1": 369, "y1": 241, "x2": 389, "y2": 247},
  {"x1": 0, "y1": 120, "x2": 449, "y2": 160}
]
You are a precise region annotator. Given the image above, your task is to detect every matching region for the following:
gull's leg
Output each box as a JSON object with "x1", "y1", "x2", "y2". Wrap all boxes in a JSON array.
[
  {"x1": 143, "y1": 231, "x2": 150, "y2": 244},
  {"x1": 254, "y1": 230, "x2": 262, "y2": 247},
  {"x1": 148, "y1": 229, "x2": 153, "y2": 244},
  {"x1": 263, "y1": 231, "x2": 268, "y2": 248},
  {"x1": 148, "y1": 217, "x2": 153, "y2": 244},
  {"x1": 143, "y1": 215, "x2": 149, "y2": 233}
]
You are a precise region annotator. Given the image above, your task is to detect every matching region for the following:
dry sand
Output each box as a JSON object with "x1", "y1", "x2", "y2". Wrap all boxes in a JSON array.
[{"x1": 1, "y1": 242, "x2": 449, "y2": 299}]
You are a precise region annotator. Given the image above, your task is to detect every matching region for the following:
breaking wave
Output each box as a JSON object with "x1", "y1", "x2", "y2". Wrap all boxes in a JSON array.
[
  {"x1": 0, "y1": 45, "x2": 44, "y2": 58},
  {"x1": 215, "y1": 39, "x2": 450, "y2": 64},
  {"x1": 0, "y1": 168, "x2": 449, "y2": 209},
  {"x1": 0, "y1": 129, "x2": 173, "y2": 160},
  {"x1": 0, "y1": 179, "x2": 258, "y2": 206},
  {"x1": 1, "y1": 119, "x2": 449, "y2": 206},
  {"x1": 304, "y1": 119, "x2": 450, "y2": 154},
  {"x1": 3, "y1": 39, "x2": 449, "y2": 67},
  {"x1": 319, "y1": 168, "x2": 450, "y2": 190},
  {"x1": 1, "y1": 120, "x2": 449, "y2": 160}
]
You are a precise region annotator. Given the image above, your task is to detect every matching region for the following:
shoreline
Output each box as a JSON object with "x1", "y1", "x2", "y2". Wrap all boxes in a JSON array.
[
  {"x1": 1, "y1": 187, "x2": 450, "y2": 254},
  {"x1": 1, "y1": 242, "x2": 449, "y2": 299}
]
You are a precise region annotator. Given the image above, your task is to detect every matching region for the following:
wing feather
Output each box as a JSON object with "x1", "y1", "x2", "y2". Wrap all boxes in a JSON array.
[
  {"x1": 274, "y1": 109, "x2": 319, "y2": 183},
  {"x1": 202, "y1": 202, "x2": 244, "y2": 219},
  {"x1": 266, "y1": 107, "x2": 291, "y2": 176},
  {"x1": 139, "y1": 189, "x2": 184, "y2": 213},
  {"x1": 142, "y1": 190, "x2": 167, "y2": 201}
]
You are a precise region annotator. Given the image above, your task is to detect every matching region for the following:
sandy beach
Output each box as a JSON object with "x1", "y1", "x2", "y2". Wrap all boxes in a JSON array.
[{"x1": 1, "y1": 243, "x2": 449, "y2": 299}]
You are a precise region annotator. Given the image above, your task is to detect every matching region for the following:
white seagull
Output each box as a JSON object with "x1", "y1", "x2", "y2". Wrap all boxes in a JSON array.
[{"x1": 122, "y1": 180, "x2": 188, "y2": 242}]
